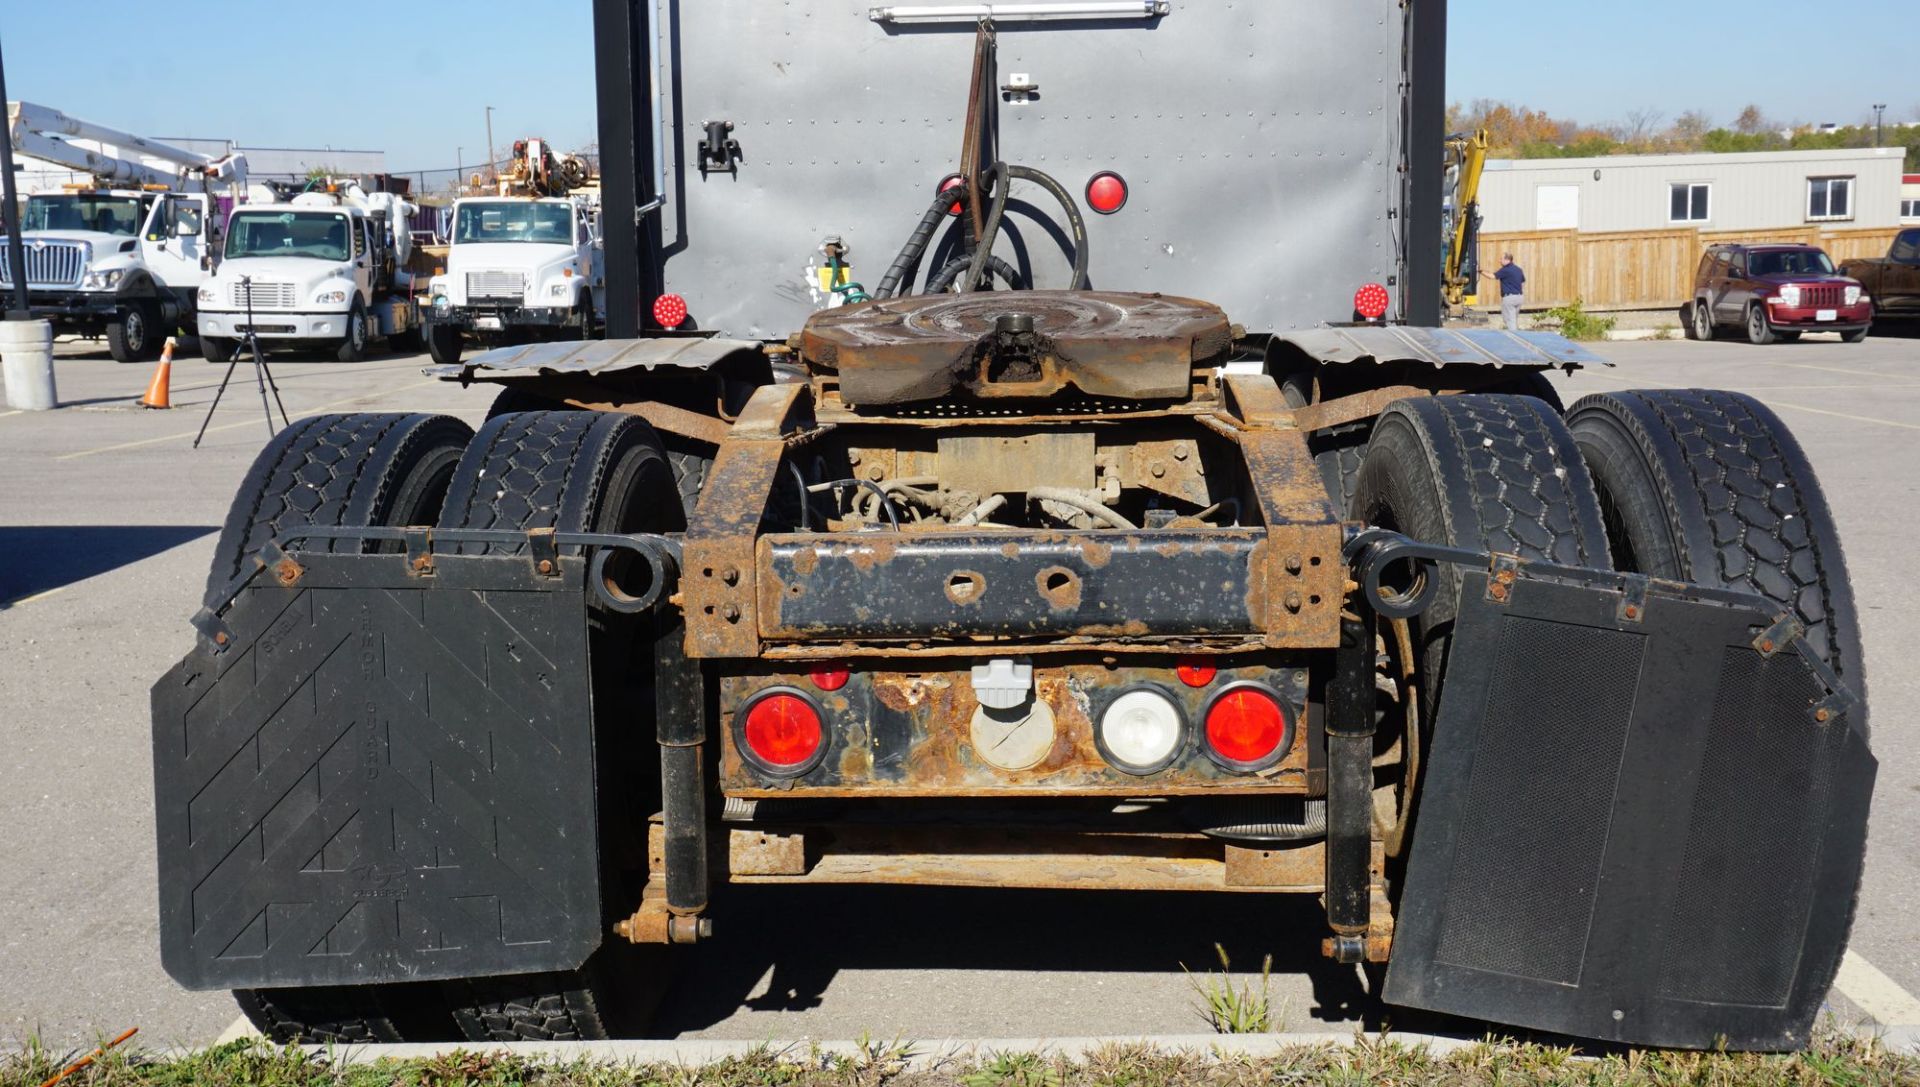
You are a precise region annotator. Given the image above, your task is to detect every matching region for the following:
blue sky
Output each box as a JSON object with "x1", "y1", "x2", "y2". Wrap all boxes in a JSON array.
[{"x1": 1, "y1": 1, "x2": 1911, "y2": 169}]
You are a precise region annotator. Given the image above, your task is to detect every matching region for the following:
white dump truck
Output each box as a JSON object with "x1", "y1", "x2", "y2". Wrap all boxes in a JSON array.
[
  {"x1": 424, "y1": 194, "x2": 602, "y2": 365},
  {"x1": 195, "y1": 185, "x2": 424, "y2": 361}
]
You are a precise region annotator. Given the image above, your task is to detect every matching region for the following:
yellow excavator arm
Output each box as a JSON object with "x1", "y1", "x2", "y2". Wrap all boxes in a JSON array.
[{"x1": 1443, "y1": 128, "x2": 1489, "y2": 310}]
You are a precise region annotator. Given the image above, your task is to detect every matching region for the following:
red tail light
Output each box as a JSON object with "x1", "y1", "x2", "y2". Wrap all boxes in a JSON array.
[
  {"x1": 1086, "y1": 171, "x2": 1128, "y2": 214},
  {"x1": 938, "y1": 174, "x2": 965, "y2": 216},
  {"x1": 1203, "y1": 684, "x2": 1292, "y2": 770},
  {"x1": 1354, "y1": 283, "x2": 1390, "y2": 320},
  {"x1": 1175, "y1": 657, "x2": 1217, "y2": 687},
  {"x1": 742, "y1": 690, "x2": 824, "y2": 773},
  {"x1": 653, "y1": 294, "x2": 688, "y2": 329},
  {"x1": 808, "y1": 663, "x2": 851, "y2": 691}
]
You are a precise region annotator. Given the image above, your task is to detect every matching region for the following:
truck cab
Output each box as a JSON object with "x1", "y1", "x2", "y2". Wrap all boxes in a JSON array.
[
  {"x1": 424, "y1": 196, "x2": 602, "y2": 365},
  {"x1": 195, "y1": 195, "x2": 420, "y2": 362},
  {"x1": 0, "y1": 186, "x2": 217, "y2": 361}
]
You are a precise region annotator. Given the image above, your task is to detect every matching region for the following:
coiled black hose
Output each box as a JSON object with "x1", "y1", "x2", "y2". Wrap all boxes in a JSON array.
[
  {"x1": 960, "y1": 162, "x2": 1013, "y2": 292},
  {"x1": 875, "y1": 185, "x2": 969, "y2": 300},
  {"x1": 1003, "y1": 163, "x2": 1090, "y2": 291},
  {"x1": 927, "y1": 253, "x2": 1024, "y2": 293}
]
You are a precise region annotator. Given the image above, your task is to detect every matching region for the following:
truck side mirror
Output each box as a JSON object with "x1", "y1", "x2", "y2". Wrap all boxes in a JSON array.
[{"x1": 174, "y1": 208, "x2": 202, "y2": 237}]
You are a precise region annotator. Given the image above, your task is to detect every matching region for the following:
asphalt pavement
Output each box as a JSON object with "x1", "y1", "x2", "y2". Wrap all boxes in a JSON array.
[{"x1": 1, "y1": 330, "x2": 1916, "y2": 1049}]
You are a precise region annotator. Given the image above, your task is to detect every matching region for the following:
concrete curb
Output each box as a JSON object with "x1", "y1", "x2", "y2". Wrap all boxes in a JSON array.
[{"x1": 276, "y1": 1028, "x2": 1919, "y2": 1066}]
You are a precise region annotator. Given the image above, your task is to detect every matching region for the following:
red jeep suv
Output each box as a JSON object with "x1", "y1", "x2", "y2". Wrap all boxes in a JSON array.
[{"x1": 1686, "y1": 243, "x2": 1872, "y2": 344}]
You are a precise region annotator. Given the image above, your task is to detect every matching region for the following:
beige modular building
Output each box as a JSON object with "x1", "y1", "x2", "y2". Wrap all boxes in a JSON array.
[{"x1": 1478, "y1": 147, "x2": 1907, "y2": 235}]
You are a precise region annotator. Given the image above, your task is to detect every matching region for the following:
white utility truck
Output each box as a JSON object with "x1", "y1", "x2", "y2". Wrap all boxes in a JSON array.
[
  {"x1": 424, "y1": 194, "x2": 602, "y2": 365},
  {"x1": 195, "y1": 184, "x2": 423, "y2": 362},
  {"x1": 2, "y1": 101, "x2": 248, "y2": 361}
]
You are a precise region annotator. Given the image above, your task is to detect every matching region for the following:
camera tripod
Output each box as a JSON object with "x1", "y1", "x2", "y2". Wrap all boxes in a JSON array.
[{"x1": 193, "y1": 275, "x2": 290, "y2": 448}]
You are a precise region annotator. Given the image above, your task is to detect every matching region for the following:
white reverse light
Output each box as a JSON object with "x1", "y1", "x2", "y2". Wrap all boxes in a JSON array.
[{"x1": 1099, "y1": 688, "x2": 1184, "y2": 774}]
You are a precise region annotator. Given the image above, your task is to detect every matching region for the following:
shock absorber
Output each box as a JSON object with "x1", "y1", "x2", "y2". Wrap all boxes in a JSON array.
[{"x1": 1323, "y1": 606, "x2": 1376, "y2": 963}]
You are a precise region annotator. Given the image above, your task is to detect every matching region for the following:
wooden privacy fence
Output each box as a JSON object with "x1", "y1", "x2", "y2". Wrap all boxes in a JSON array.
[{"x1": 1477, "y1": 227, "x2": 1903, "y2": 311}]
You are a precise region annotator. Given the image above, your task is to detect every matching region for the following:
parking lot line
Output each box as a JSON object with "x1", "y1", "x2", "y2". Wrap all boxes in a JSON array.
[
  {"x1": 1766, "y1": 401, "x2": 1920, "y2": 432},
  {"x1": 55, "y1": 377, "x2": 444, "y2": 460},
  {"x1": 0, "y1": 584, "x2": 71, "y2": 609},
  {"x1": 0, "y1": 409, "x2": 22, "y2": 419},
  {"x1": 1744, "y1": 358, "x2": 1905, "y2": 382},
  {"x1": 1835, "y1": 951, "x2": 1920, "y2": 1027}
]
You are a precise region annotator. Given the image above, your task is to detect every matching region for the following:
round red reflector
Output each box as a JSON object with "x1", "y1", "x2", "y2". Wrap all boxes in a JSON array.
[
  {"x1": 938, "y1": 174, "x2": 965, "y2": 217},
  {"x1": 1086, "y1": 171, "x2": 1128, "y2": 215},
  {"x1": 1175, "y1": 657, "x2": 1217, "y2": 687},
  {"x1": 743, "y1": 692, "x2": 824, "y2": 771},
  {"x1": 1204, "y1": 685, "x2": 1289, "y2": 769},
  {"x1": 809, "y1": 663, "x2": 851, "y2": 691},
  {"x1": 1353, "y1": 283, "x2": 1391, "y2": 320},
  {"x1": 653, "y1": 294, "x2": 688, "y2": 330}
]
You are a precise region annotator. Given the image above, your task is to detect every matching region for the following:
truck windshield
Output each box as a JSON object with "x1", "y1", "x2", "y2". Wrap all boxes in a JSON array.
[
  {"x1": 453, "y1": 202, "x2": 574, "y2": 245},
  {"x1": 1748, "y1": 249, "x2": 1836, "y2": 276},
  {"x1": 225, "y1": 210, "x2": 352, "y2": 261},
  {"x1": 24, "y1": 194, "x2": 144, "y2": 236}
]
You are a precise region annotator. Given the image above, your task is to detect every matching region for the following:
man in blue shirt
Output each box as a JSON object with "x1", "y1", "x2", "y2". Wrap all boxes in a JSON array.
[{"x1": 1483, "y1": 253, "x2": 1525, "y2": 331}]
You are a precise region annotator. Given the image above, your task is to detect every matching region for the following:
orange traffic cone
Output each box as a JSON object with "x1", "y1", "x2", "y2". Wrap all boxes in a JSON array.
[{"x1": 140, "y1": 338, "x2": 175, "y2": 409}]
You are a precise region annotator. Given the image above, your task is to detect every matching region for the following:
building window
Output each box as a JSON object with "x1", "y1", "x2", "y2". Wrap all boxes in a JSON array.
[
  {"x1": 1901, "y1": 198, "x2": 1920, "y2": 222},
  {"x1": 1669, "y1": 182, "x2": 1710, "y2": 223},
  {"x1": 1808, "y1": 176, "x2": 1854, "y2": 222}
]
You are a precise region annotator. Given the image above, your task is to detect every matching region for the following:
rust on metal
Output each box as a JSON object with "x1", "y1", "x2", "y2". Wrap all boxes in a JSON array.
[
  {"x1": 1288, "y1": 383, "x2": 1441, "y2": 433},
  {"x1": 722, "y1": 824, "x2": 1309, "y2": 894},
  {"x1": 273, "y1": 557, "x2": 304, "y2": 586},
  {"x1": 683, "y1": 383, "x2": 812, "y2": 659},
  {"x1": 716, "y1": 660, "x2": 1313, "y2": 797},
  {"x1": 728, "y1": 828, "x2": 809, "y2": 876},
  {"x1": 802, "y1": 291, "x2": 1232, "y2": 407},
  {"x1": 1224, "y1": 841, "x2": 1326, "y2": 890},
  {"x1": 1222, "y1": 372, "x2": 1295, "y2": 429}
]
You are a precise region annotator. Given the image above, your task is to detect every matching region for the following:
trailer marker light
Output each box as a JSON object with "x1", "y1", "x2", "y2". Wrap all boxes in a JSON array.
[
  {"x1": 1175, "y1": 657, "x2": 1217, "y2": 687},
  {"x1": 809, "y1": 663, "x2": 851, "y2": 691},
  {"x1": 1097, "y1": 687, "x2": 1185, "y2": 775},
  {"x1": 1086, "y1": 171, "x2": 1128, "y2": 214},
  {"x1": 741, "y1": 690, "x2": 825, "y2": 773},
  {"x1": 653, "y1": 294, "x2": 688, "y2": 329},
  {"x1": 1203, "y1": 683, "x2": 1292, "y2": 770},
  {"x1": 939, "y1": 174, "x2": 966, "y2": 216},
  {"x1": 1354, "y1": 283, "x2": 1390, "y2": 320}
]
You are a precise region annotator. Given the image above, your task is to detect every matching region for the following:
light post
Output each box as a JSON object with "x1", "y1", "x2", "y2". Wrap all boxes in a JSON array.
[
  {"x1": 0, "y1": 33, "x2": 32, "y2": 318},
  {"x1": 455, "y1": 146, "x2": 463, "y2": 193},
  {"x1": 1873, "y1": 104, "x2": 1887, "y2": 147},
  {"x1": 484, "y1": 106, "x2": 497, "y2": 182}
]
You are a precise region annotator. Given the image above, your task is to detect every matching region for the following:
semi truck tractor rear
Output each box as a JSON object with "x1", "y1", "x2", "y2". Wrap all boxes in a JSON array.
[{"x1": 151, "y1": 0, "x2": 1873, "y2": 1050}]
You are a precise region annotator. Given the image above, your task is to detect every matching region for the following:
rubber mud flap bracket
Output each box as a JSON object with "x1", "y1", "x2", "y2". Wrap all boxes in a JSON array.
[
  {"x1": 150, "y1": 547, "x2": 606, "y2": 990},
  {"x1": 1382, "y1": 564, "x2": 1874, "y2": 1050}
]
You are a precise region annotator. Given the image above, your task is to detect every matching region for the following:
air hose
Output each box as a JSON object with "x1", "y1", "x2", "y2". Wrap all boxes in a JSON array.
[
  {"x1": 875, "y1": 185, "x2": 969, "y2": 299},
  {"x1": 927, "y1": 253, "x2": 1023, "y2": 293}
]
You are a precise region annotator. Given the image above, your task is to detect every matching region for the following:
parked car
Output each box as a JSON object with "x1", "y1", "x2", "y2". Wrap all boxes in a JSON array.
[
  {"x1": 1684, "y1": 243, "x2": 1871, "y2": 344},
  {"x1": 1838, "y1": 227, "x2": 1920, "y2": 323}
]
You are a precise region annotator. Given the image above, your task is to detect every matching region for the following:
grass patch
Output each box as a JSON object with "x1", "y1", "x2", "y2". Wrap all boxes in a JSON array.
[
  {"x1": 1181, "y1": 944, "x2": 1278, "y2": 1035},
  {"x1": 1, "y1": 1025, "x2": 1914, "y2": 1087},
  {"x1": 1538, "y1": 298, "x2": 1619, "y2": 340}
]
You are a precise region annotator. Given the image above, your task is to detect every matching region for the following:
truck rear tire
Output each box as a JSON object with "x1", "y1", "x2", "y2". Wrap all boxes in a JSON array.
[
  {"x1": 106, "y1": 303, "x2": 160, "y2": 363},
  {"x1": 199, "y1": 335, "x2": 240, "y2": 362},
  {"x1": 428, "y1": 323, "x2": 463, "y2": 366},
  {"x1": 435, "y1": 409, "x2": 683, "y2": 1040},
  {"x1": 203, "y1": 412, "x2": 474, "y2": 608},
  {"x1": 1350, "y1": 395, "x2": 1611, "y2": 854},
  {"x1": 1566, "y1": 390, "x2": 1867, "y2": 730},
  {"x1": 234, "y1": 982, "x2": 454, "y2": 1046},
  {"x1": 481, "y1": 388, "x2": 716, "y2": 517},
  {"x1": 213, "y1": 413, "x2": 474, "y2": 1043}
]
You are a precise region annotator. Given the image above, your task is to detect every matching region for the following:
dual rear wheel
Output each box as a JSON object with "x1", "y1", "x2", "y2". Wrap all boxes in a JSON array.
[{"x1": 211, "y1": 408, "x2": 691, "y2": 1043}]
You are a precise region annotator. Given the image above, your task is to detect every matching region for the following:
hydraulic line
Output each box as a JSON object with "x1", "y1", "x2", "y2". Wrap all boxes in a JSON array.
[
  {"x1": 928, "y1": 252, "x2": 1023, "y2": 293},
  {"x1": 1004, "y1": 163, "x2": 1090, "y2": 290},
  {"x1": 875, "y1": 185, "x2": 968, "y2": 300},
  {"x1": 961, "y1": 161, "x2": 1012, "y2": 292}
]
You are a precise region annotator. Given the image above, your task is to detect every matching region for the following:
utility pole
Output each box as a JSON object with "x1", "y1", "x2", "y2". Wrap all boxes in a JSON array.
[
  {"x1": 1873, "y1": 104, "x2": 1887, "y2": 148},
  {"x1": 484, "y1": 106, "x2": 496, "y2": 182},
  {"x1": 455, "y1": 146, "x2": 463, "y2": 193},
  {"x1": 0, "y1": 34, "x2": 32, "y2": 319}
]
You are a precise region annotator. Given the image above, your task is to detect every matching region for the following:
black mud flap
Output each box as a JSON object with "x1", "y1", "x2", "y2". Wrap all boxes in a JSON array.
[
  {"x1": 151, "y1": 548, "x2": 604, "y2": 991},
  {"x1": 1383, "y1": 565, "x2": 1874, "y2": 1050}
]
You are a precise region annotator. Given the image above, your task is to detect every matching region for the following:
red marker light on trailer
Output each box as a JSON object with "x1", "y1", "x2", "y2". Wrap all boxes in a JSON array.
[
  {"x1": 808, "y1": 663, "x2": 851, "y2": 691},
  {"x1": 1086, "y1": 171, "x2": 1128, "y2": 214},
  {"x1": 1203, "y1": 684, "x2": 1292, "y2": 770},
  {"x1": 1354, "y1": 283, "x2": 1391, "y2": 320},
  {"x1": 1175, "y1": 657, "x2": 1217, "y2": 687},
  {"x1": 742, "y1": 690, "x2": 825, "y2": 772},
  {"x1": 938, "y1": 174, "x2": 965, "y2": 216},
  {"x1": 653, "y1": 294, "x2": 688, "y2": 329}
]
